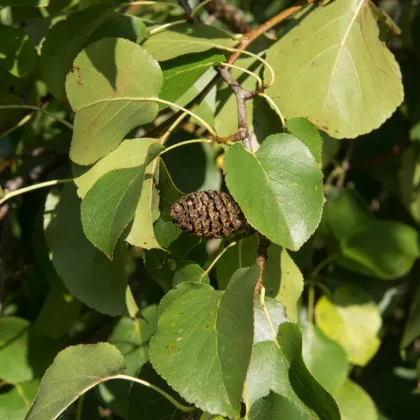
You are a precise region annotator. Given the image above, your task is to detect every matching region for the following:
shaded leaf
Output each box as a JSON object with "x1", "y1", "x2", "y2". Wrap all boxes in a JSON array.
[
  {"x1": 401, "y1": 283, "x2": 420, "y2": 349},
  {"x1": 0, "y1": 380, "x2": 39, "y2": 420},
  {"x1": 337, "y1": 220, "x2": 420, "y2": 280},
  {"x1": 247, "y1": 323, "x2": 340, "y2": 420},
  {"x1": 323, "y1": 187, "x2": 373, "y2": 241},
  {"x1": 44, "y1": 185, "x2": 128, "y2": 316},
  {"x1": 0, "y1": 317, "x2": 58, "y2": 383},
  {"x1": 149, "y1": 266, "x2": 259, "y2": 417},
  {"x1": 301, "y1": 323, "x2": 349, "y2": 394},
  {"x1": 142, "y1": 23, "x2": 234, "y2": 61},
  {"x1": 173, "y1": 260, "x2": 210, "y2": 286},
  {"x1": 160, "y1": 51, "x2": 225, "y2": 106},
  {"x1": 315, "y1": 285, "x2": 382, "y2": 366},
  {"x1": 127, "y1": 363, "x2": 183, "y2": 420},
  {"x1": 80, "y1": 142, "x2": 163, "y2": 258},
  {"x1": 25, "y1": 343, "x2": 126, "y2": 420},
  {"x1": 40, "y1": 2, "x2": 116, "y2": 99},
  {"x1": 0, "y1": 0, "x2": 48, "y2": 5},
  {"x1": 224, "y1": 134, "x2": 324, "y2": 251},
  {"x1": 266, "y1": 0, "x2": 404, "y2": 138},
  {"x1": 0, "y1": 24, "x2": 37, "y2": 78},
  {"x1": 66, "y1": 38, "x2": 163, "y2": 165},
  {"x1": 88, "y1": 13, "x2": 146, "y2": 45},
  {"x1": 265, "y1": 245, "x2": 304, "y2": 322},
  {"x1": 216, "y1": 235, "x2": 258, "y2": 289}
]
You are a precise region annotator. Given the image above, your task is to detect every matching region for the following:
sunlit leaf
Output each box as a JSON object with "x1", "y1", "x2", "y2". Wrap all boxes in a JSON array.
[
  {"x1": 150, "y1": 266, "x2": 259, "y2": 417},
  {"x1": 66, "y1": 38, "x2": 163, "y2": 165},
  {"x1": 142, "y1": 23, "x2": 235, "y2": 61},
  {"x1": 224, "y1": 134, "x2": 324, "y2": 250},
  {"x1": 266, "y1": 0, "x2": 404, "y2": 138},
  {"x1": 0, "y1": 380, "x2": 39, "y2": 420},
  {"x1": 44, "y1": 185, "x2": 128, "y2": 316}
]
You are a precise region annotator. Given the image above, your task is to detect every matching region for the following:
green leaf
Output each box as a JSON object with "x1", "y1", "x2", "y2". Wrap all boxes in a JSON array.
[
  {"x1": 127, "y1": 363, "x2": 183, "y2": 420},
  {"x1": 44, "y1": 185, "x2": 128, "y2": 316},
  {"x1": 0, "y1": 24, "x2": 37, "y2": 78},
  {"x1": 224, "y1": 134, "x2": 324, "y2": 251},
  {"x1": 99, "y1": 305, "x2": 158, "y2": 418},
  {"x1": 216, "y1": 235, "x2": 258, "y2": 289},
  {"x1": 285, "y1": 118, "x2": 322, "y2": 164},
  {"x1": 66, "y1": 38, "x2": 163, "y2": 165},
  {"x1": 301, "y1": 323, "x2": 349, "y2": 394},
  {"x1": 160, "y1": 51, "x2": 225, "y2": 106},
  {"x1": 34, "y1": 282, "x2": 81, "y2": 340},
  {"x1": 401, "y1": 284, "x2": 420, "y2": 349},
  {"x1": 265, "y1": 245, "x2": 304, "y2": 322},
  {"x1": 25, "y1": 343, "x2": 126, "y2": 420},
  {"x1": 253, "y1": 298, "x2": 289, "y2": 344},
  {"x1": 266, "y1": 0, "x2": 404, "y2": 138},
  {"x1": 0, "y1": 380, "x2": 39, "y2": 420},
  {"x1": 40, "y1": 2, "x2": 116, "y2": 99},
  {"x1": 247, "y1": 323, "x2": 340, "y2": 420},
  {"x1": 173, "y1": 260, "x2": 210, "y2": 286},
  {"x1": 315, "y1": 285, "x2": 382, "y2": 366},
  {"x1": 152, "y1": 160, "x2": 201, "y2": 256},
  {"x1": 109, "y1": 305, "x2": 158, "y2": 375},
  {"x1": 323, "y1": 188, "x2": 373, "y2": 241},
  {"x1": 142, "y1": 23, "x2": 234, "y2": 61},
  {"x1": 0, "y1": 317, "x2": 58, "y2": 383},
  {"x1": 80, "y1": 142, "x2": 163, "y2": 258},
  {"x1": 399, "y1": 146, "x2": 420, "y2": 225},
  {"x1": 337, "y1": 220, "x2": 420, "y2": 280},
  {"x1": 334, "y1": 380, "x2": 377, "y2": 420},
  {"x1": 87, "y1": 13, "x2": 146, "y2": 45},
  {"x1": 149, "y1": 265, "x2": 259, "y2": 417}
]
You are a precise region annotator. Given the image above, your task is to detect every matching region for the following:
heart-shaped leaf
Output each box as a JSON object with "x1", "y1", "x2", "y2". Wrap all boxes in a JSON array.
[
  {"x1": 149, "y1": 266, "x2": 259, "y2": 417},
  {"x1": 266, "y1": 0, "x2": 404, "y2": 138},
  {"x1": 224, "y1": 134, "x2": 324, "y2": 250},
  {"x1": 66, "y1": 38, "x2": 163, "y2": 165}
]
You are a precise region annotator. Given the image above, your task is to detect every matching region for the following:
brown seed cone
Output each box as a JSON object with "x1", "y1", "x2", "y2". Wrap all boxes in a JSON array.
[{"x1": 170, "y1": 191, "x2": 245, "y2": 239}]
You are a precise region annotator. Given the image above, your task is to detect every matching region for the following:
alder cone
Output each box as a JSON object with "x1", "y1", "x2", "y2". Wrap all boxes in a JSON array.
[{"x1": 170, "y1": 191, "x2": 245, "y2": 239}]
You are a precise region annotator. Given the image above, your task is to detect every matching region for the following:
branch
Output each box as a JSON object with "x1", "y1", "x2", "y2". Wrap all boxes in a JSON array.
[
  {"x1": 227, "y1": 5, "x2": 303, "y2": 64},
  {"x1": 217, "y1": 67, "x2": 255, "y2": 151},
  {"x1": 204, "y1": 0, "x2": 250, "y2": 33},
  {"x1": 254, "y1": 234, "x2": 270, "y2": 301}
]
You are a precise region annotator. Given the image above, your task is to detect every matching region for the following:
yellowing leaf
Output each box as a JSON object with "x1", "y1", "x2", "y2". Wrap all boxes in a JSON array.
[{"x1": 315, "y1": 285, "x2": 382, "y2": 366}]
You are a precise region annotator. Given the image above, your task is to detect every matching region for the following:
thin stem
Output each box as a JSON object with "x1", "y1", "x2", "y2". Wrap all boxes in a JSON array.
[
  {"x1": 217, "y1": 46, "x2": 275, "y2": 88},
  {"x1": 159, "y1": 110, "x2": 189, "y2": 144},
  {"x1": 113, "y1": 374, "x2": 195, "y2": 412},
  {"x1": 0, "y1": 105, "x2": 73, "y2": 130},
  {"x1": 258, "y1": 93, "x2": 285, "y2": 127},
  {"x1": 160, "y1": 138, "x2": 214, "y2": 156},
  {"x1": 260, "y1": 286, "x2": 280, "y2": 348},
  {"x1": 203, "y1": 241, "x2": 237, "y2": 278},
  {"x1": 227, "y1": 5, "x2": 303, "y2": 64},
  {"x1": 75, "y1": 395, "x2": 85, "y2": 420},
  {"x1": 148, "y1": 19, "x2": 187, "y2": 35},
  {"x1": 311, "y1": 254, "x2": 336, "y2": 281},
  {"x1": 0, "y1": 113, "x2": 32, "y2": 137},
  {"x1": 191, "y1": 0, "x2": 212, "y2": 16},
  {"x1": 0, "y1": 179, "x2": 73, "y2": 206},
  {"x1": 303, "y1": 279, "x2": 333, "y2": 300},
  {"x1": 220, "y1": 62, "x2": 263, "y2": 90},
  {"x1": 128, "y1": 0, "x2": 185, "y2": 11},
  {"x1": 143, "y1": 98, "x2": 216, "y2": 136}
]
